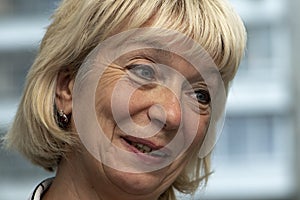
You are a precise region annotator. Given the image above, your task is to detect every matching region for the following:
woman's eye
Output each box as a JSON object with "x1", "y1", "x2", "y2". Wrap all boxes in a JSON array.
[
  {"x1": 192, "y1": 89, "x2": 211, "y2": 105},
  {"x1": 127, "y1": 64, "x2": 156, "y2": 81}
]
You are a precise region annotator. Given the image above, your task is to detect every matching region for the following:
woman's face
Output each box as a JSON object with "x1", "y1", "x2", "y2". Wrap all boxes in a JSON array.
[{"x1": 71, "y1": 30, "x2": 219, "y2": 199}]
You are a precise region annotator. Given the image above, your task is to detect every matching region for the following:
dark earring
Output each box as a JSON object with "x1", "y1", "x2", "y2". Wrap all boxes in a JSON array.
[{"x1": 57, "y1": 110, "x2": 69, "y2": 129}]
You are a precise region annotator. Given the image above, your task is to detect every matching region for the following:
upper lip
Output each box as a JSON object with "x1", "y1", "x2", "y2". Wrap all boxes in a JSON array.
[{"x1": 121, "y1": 135, "x2": 172, "y2": 155}]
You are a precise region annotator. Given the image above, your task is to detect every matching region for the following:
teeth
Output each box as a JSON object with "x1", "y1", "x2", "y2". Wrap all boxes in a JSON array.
[
  {"x1": 132, "y1": 142, "x2": 152, "y2": 153},
  {"x1": 129, "y1": 141, "x2": 168, "y2": 157},
  {"x1": 136, "y1": 143, "x2": 144, "y2": 149},
  {"x1": 143, "y1": 145, "x2": 151, "y2": 152}
]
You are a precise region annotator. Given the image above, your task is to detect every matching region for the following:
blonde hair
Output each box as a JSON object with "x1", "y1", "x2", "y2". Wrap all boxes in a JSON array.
[{"x1": 5, "y1": 0, "x2": 246, "y2": 199}]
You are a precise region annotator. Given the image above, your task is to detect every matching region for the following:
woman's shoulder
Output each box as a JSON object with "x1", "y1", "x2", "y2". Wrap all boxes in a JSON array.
[{"x1": 28, "y1": 177, "x2": 54, "y2": 200}]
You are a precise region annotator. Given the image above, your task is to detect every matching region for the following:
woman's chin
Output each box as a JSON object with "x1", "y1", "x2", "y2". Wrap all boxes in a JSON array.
[{"x1": 103, "y1": 165, "x2": 168, "y2": 196}]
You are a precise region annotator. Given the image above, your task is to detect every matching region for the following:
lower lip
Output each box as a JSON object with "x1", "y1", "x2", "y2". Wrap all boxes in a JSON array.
[{"x1": 120, "y1": 138, "x2": 169, "y2": 164}]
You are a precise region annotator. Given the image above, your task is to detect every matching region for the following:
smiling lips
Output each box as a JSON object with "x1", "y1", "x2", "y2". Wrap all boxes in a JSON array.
[{"x1": 122, "y1": 136, "x2": 171, "y2": 158}]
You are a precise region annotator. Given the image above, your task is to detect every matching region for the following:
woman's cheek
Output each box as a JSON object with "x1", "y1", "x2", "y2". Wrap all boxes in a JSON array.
[
  {"x1": 95, "y1": 68, "x2": 127, "y2": 117},
  {"x1": 182, "y1": 109, "x2": 211, "y2": 150}
]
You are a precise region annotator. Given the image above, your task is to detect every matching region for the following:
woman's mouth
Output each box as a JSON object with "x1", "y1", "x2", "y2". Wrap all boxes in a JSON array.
[{"x1": 121, "y1": 136, "x2": 170, "y2": 158}]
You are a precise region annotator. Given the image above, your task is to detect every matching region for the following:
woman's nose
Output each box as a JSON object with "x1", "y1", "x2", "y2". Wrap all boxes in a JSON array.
[{"x1": 148, "y1": 87, "x2": 182, "y2": 130}]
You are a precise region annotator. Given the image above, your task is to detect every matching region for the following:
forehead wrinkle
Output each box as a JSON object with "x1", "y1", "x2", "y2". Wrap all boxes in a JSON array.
[{"x1": 127, "y1": 36, "x2": 170, "y2": 51}]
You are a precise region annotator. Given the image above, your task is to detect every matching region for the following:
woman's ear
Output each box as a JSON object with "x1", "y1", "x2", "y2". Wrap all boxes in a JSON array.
[{"x1": 55, "y1": 69, "x2": 74, "y2": 115}]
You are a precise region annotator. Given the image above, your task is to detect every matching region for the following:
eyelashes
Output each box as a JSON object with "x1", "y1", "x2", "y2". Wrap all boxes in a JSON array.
[
  {"x1": 189, "y1": 89, "x2": 211, "y2": 105},
  {"x1": 127, "y1": 64, "x2": 156, "y2": 81}
]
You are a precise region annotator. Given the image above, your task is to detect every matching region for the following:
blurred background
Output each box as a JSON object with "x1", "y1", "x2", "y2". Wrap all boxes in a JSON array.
[{"x1": 0, "y1": 0, "x2": 299, "y2": 199}]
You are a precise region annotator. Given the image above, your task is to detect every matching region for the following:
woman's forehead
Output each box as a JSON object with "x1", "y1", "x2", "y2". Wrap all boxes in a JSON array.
[{"x1": 83, "y1": 27, "x2": 223, "y2": 91}]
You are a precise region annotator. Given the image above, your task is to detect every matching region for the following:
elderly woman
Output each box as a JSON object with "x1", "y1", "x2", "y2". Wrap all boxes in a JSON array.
[{"x1": 5, "y1": 0, "x2": 246, "y2": 199}]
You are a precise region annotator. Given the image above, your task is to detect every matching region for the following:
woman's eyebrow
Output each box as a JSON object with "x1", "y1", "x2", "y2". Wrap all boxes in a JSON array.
[
  {"x1": 191, "y1": 67, "x2": 220, "y2": 81},
  {"x1": 187, "y1": 68, "x2": 221, "y2": 89},
  {"x1": 121, "y1": 48, "x2": 172, "y2": 64},
  {"x1": 123, "y1": 38, "x2": 172, "y2": 58},
  {"x1": 129, "y1": 49, "x2": 171, "y2": 61}
]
